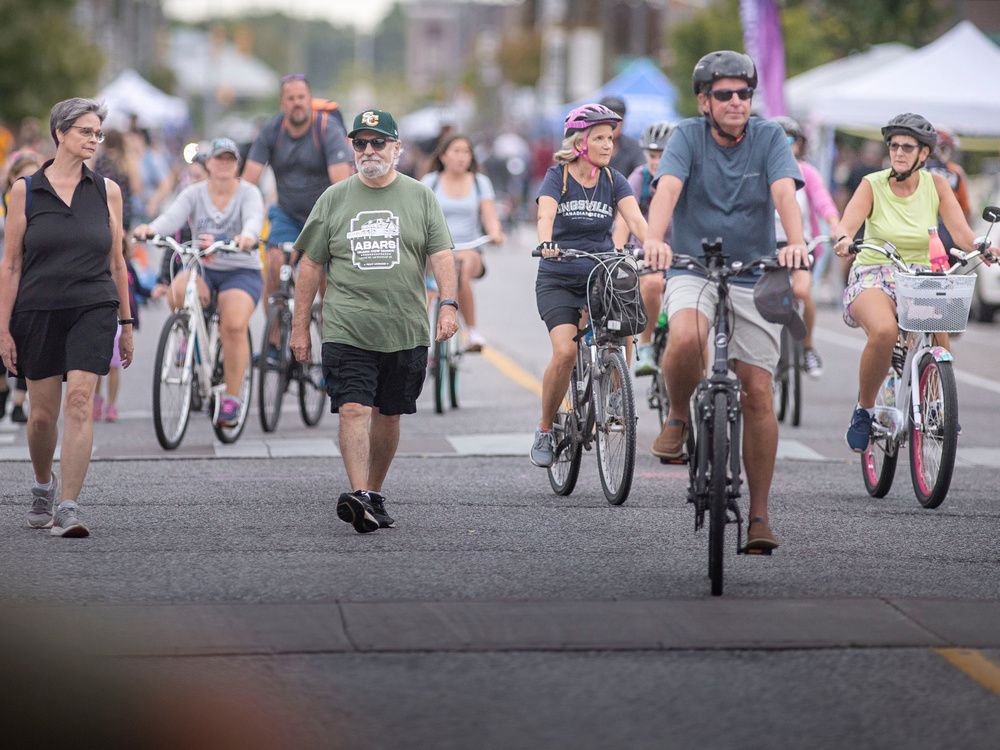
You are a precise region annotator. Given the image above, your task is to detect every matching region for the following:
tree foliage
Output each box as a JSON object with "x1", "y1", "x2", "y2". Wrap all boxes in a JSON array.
[
  {"x1": 0, "y1": 0, "x2": 103, "y2": 123},
  {"x1": 668, "y1": 0, "x2": 949, "y2": 116}
]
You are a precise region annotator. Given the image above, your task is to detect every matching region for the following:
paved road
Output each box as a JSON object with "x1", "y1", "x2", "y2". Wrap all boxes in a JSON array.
[{"x1": 2, "y1": 225, "x2": 1000, "y2": 748}]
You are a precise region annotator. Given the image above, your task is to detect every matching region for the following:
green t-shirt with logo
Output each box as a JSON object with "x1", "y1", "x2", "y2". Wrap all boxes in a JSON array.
[{"x1": 296, "y1": 173, "x2": 453, "y2": 352}]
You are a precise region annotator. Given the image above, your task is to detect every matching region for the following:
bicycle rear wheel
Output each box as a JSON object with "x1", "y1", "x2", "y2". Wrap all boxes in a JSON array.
[
  {"x1": 909, "y1": 355, "x2": 958, "y2": 509},
  {"x1": 548, "y1": 375, "x2": 583, "y2": 496},
  {"x1": 258, "y1": 304, "x2": 289, "y2": 433},
  {"x1": 594, "y1": 349, "x2": 637, "y2": 505},
  {"x1": 789, "y1": 337, "x2": 803, "y2": 427},
  {"x1": 298, "y1": 303, "x2": 326, "y2": 427},
  {"x1": 448, "y1": 335, "x2": 460, "y2": 409},
  {"x1": 708, "y1": 390, "x2": 728, "y2": 597},
  {"x1": 862, "y1": 370, "x2": 899, "y2": 498},
  {"x1": 774, "y1": 329, "x2": 789, "y2": 423},
  {"x1": 152, "y1": 312, "x2": 194, "y2": 450},
  {"x1": 213, "y1": 329, "x2": 254, "y2": 444}
]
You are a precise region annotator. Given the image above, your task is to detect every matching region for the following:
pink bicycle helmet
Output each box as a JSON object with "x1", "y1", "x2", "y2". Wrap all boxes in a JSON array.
[{"x1": 563, "y1": 103, "x2": 622, "y2": 138}]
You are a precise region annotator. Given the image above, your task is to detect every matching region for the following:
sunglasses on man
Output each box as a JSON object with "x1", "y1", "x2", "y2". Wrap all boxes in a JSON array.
[
  {"x1": 352, "y1": 137, "x2": 394, "y2": 153},
  {"x1": 888, "y1": 142, "x2": 919, "y2": 154},
  {"x1": 708, "y1": 87, "x2": 754, "y2": 102}
]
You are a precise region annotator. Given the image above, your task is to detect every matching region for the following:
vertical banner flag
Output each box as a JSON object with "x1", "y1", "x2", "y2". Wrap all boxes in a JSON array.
[{"x1": 740, "y1": 0, "x2": 787, "y2": 117}]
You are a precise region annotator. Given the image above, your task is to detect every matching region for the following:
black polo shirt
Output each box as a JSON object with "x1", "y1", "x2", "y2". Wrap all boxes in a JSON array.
[{"x1": 15, "y1": 159, "x2": 118, "y2": 313}]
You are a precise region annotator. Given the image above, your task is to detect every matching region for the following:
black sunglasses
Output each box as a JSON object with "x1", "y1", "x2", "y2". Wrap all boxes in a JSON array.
[
  {"x1": 888, "y1": 142, "x2": 919, "y2": 154},
  {"x1": 709, "y1": 87, "x2": 754, "y2": 102},
  {"x1": 352, "y1": 137, "x2": 392, "y2": 153}
]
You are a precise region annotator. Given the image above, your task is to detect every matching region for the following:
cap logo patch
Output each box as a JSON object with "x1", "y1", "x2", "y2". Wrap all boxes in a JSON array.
[{"x1": 362, "y1": 111, "x2": 380, "y2": 127}]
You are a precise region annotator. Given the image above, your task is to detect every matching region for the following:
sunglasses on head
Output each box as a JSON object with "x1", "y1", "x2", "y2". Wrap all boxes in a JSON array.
[
  {"x1": 352, "y1": 137, "x2": 392, "y2": 153},
  {"x1": 888, "y1": 142, "x2": 919, "y2": 154},
  {"x1": 281, "y1": 73, "x2": 308, "y2": 83},
  {"x1": 708, "y1": 87, "x2": 754, "y2": 102}
]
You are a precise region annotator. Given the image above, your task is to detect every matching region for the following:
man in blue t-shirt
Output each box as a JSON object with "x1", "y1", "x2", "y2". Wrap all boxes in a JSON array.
[{"x1": 643, "y1": 51, "x2": 807, "y2": 552}]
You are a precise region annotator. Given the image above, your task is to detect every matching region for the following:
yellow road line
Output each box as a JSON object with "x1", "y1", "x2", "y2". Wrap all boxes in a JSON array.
[
  {"x1": 936, "y1": 648, "x2": 1000, "y2": 699},
  {"x1": 481, "y1": 346, "x2": 544, "y2": 398}
]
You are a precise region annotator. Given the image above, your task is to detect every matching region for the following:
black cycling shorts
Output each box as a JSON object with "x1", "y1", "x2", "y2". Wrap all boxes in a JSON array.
[
  {"x1": 535, "y1": 270, "x2": 588, "y2": 331},
  {"x1": 322, "y1": 342, "x2": 428, "y2": 416}
]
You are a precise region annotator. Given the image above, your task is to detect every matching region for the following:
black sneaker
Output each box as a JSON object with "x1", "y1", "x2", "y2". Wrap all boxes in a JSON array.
[
  {"x1": 11, "y1": 404, "x2": 27, "y2": 423},
  {"x1": 336, "y1": 491, "x2": 379, "y2": 534},
  {"x1": 364, "y1": 491, "x2": 396, "y2": 528}
]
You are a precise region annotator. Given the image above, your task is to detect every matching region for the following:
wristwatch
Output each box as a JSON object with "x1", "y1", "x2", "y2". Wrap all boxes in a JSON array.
[
  {"x1": 439, "y1": 298, "x2": 459, "y2": 310},
  {"x1": 118, "y1": 319, "x2": 136, "y2": 325}
]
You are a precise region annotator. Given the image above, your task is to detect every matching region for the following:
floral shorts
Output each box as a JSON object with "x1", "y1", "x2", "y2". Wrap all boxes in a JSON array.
[{"x1": 842, "y1": 263, "x2": 930, "y2": 328}]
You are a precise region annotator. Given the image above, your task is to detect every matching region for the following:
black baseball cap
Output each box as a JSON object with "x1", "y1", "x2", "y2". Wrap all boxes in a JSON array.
[{"x1": 753, "y1": 269, "x2": 806, "y2": 340}]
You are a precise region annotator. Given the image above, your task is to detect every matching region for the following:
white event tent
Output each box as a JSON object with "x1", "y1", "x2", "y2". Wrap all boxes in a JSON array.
[
  {"x1": 809, "y1": 21, "x2": 1000, "y2": 136},
  {"x1": 98, "y1": 69, "x2": 189, "y2": 131}
]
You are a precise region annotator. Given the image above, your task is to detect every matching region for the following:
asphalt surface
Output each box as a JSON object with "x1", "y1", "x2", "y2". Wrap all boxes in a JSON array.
[{"x1": 2, "y1": 225, "x2": 999, "y2": 748}]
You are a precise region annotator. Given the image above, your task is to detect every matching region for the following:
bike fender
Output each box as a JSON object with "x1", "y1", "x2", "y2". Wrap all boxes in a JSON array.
[{"x1": 929, "y1": 346, "x2": 954, "y2": 363}]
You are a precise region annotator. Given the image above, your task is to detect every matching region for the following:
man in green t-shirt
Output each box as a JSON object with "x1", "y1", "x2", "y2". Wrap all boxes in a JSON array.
[{"x1": 291, "y1": 109, "x2": 458, "y2": 534}]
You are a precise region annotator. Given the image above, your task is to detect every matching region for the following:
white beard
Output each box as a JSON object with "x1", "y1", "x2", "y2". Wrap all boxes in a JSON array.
[{"x1": 357, "y1": 156, "x2": 391, "y2": 179}]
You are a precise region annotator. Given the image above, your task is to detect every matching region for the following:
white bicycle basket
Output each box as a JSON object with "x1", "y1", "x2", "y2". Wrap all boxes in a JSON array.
[{"x1": 894, "y1": 273, "x2": 976, "y2": 333}]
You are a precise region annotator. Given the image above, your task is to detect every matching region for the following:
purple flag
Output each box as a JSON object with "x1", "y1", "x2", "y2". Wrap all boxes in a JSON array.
[{"x1": 740, "y1": 0, "x2": 787, "y2": 117}]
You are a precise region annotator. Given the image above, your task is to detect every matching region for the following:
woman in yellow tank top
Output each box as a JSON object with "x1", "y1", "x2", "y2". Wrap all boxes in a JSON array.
[{"x1": 832, "y1": 114, "x2": 986, "y2": 453}]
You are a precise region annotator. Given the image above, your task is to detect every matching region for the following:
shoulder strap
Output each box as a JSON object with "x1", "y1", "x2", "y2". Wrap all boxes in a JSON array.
[
  {"x1": 561, "y1": 163, "x2": 569, "y2": 197},
  {"x1": 23, "y1": 174, "x2": 32, "y2": 218}
]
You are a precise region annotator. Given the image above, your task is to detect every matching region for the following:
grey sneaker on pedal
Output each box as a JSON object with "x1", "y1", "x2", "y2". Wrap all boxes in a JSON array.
[
  {"x1": 364, "y1": 491, "x2": 396, "y2": 528},
  {"x1": 530, "y1": 429, "x2": 555, "y2": 468},
  {"x1": 336, "y1": 492, "x2": 380, "y2": 534},
  {"x1": 27, "y1": 476, "x2": 58, "y2": 529},
  {"x1": 804, "y1": 348, "x2": 824, "y2": 378},
  {"x1": 50, "y1": 502, "x2": 90, "y2": 538}
]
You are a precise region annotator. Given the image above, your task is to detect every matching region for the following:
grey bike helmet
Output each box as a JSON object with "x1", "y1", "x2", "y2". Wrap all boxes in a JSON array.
[
  {"x1": 772, "y1": 115, "x2": 803, "y2": 142},
  {"x1": 692, "y1": 50, "x2": 758, "y2": 95},
  {"x1": 640, "y1": 121, "x2": 674, "y2": 150},
  {"x1": 881, "y1": 113, "x2": 937, "y2": 150}
]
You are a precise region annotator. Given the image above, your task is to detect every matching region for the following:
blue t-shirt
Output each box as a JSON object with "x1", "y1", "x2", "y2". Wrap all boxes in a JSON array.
[
  {"x1": 536, "y1": 164, "x2": 633, "y2": 276},
  {"x1": 654, "y1": 116, "x2": 802, "y2": 286}
]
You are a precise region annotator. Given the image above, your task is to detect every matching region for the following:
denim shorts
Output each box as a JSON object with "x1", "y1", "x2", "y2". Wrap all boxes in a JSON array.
[
  {"x1": 266, "y1": 204, "x2": 305, "y2": 248},
  {"x1": 201, "y1": 266, "x2": 263, "y2": 305}
]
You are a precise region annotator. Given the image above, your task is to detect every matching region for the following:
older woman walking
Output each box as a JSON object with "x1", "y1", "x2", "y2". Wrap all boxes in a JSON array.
[{"x1": 0, "y1": 98, "x2": 134, "y2": 538}]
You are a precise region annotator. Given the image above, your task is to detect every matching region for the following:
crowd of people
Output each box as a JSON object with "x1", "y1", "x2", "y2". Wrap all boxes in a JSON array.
[{"x1": 0, "y1": 50, "x2": 993, "y2": 548}]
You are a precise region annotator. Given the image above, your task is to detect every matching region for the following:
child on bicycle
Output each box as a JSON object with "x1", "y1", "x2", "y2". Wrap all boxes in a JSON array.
[{"x1": 834, "y1": 114, "x2": 989, "y2": 452}]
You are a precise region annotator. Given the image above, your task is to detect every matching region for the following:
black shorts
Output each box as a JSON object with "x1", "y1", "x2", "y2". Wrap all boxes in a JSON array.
[
  {"x1": 10, "y1": 303, "x2": 117, "y2": 380},
  {"x1": 322, "y1": 343, "x2": 428, "y2": 416},
  {"x1": 536, "y1": 270, "x2": 588, "y2": 331}
]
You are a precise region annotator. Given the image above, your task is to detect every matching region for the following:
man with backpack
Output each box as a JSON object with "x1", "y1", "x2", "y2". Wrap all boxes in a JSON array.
[{"x1": 243, "y1": 74, "x2": 353, "y2": 320}]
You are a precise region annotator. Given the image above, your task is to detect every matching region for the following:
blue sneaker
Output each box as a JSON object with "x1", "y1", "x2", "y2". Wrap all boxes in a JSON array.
[{"x1": 846, "y1": 407, "x2": 873, "y2": 453}]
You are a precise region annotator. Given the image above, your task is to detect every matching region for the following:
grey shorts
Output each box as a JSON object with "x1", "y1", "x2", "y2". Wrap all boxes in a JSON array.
[{"x1": 664, "y1": 274, "x2": 782, "y2": 375}]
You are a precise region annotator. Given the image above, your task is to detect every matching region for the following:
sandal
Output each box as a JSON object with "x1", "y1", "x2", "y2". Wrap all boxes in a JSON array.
[{"x1": 746, "y1": 516, "x2": 779, "y2": 552}]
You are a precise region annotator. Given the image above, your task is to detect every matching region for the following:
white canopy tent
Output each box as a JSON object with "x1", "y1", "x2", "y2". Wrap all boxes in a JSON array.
[
  {"x1": 98, "y1": 69, "x2": 189, "y2": 130},
  {"x1": 810, "y1": 21, "x2": 1000, "y2": 136},
  {"x1": 784, "y1": 43, "x2": 912, "y2": 120}
]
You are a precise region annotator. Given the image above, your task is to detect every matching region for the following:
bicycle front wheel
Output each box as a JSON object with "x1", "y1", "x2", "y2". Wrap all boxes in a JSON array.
[
  {"x1": 708, "y1": 390, "x2": 728, "y2": 597},
  {"x1": 258, "y1": 304, "x2": 289, "y2": 433},
  {"x1": 909, "y1": 355, "x2": 958, "y2": 509},
  {"x1": 594, "y1": 349, "x2": 637, "y2": 505},
  {"x1": 548, "y1": 375, "x2": 583, "y2": 496},
  {"x1": 774, "y1": 329, "x2": 789, "y2": 423},
  {"x1": 213, "y1": 329, "x2": 254, "y2": 444},
  {"x1": 152, "y1": 312, "x2": 194, "y2": 450},
  {"x1": 448, "y1": 335, "x2": 460, "y2": 409},
  {"x1": 789, "y1": 337, "x2": 803, "y2": 427},
  {"x1": 298, "y1": 303, "x2": 327, "y2": 427}
]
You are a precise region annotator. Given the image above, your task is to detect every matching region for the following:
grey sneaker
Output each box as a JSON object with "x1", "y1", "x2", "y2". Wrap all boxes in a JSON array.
[
  {"x1": 27, "y1": 475, "x2": 58, "y2": 529},
  {"x1": 50, "y1": 503, "x2": 90, "y2": 538},
  {"x1": 530, "y1": 429, "x2": 555, "y2": 468}
]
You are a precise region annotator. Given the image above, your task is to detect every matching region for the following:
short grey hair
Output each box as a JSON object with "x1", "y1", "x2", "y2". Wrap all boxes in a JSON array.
[{"x1": 49, "y1": 98, "x2": 108, "y2": 146}]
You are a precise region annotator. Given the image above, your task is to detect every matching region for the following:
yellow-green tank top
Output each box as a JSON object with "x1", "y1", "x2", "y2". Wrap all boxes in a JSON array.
[{"x1": 857, "y1": 168, "x2": 940, "y2": 267}]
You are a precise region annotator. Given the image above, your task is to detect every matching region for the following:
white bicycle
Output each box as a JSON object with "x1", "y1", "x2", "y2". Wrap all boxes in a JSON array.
[{"x1": 149, "y1": 235, "x2": 254, "y2": 450}]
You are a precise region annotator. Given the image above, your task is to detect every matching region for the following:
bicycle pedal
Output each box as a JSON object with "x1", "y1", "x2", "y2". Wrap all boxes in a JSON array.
[{"x1": 659, "y1": 454, "x2": 689, "y2": 465}]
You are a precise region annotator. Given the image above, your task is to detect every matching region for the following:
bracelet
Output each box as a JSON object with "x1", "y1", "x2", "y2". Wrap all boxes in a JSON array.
[
  {"x1": 118, "y1": 319, "x2": 136, "y2": 325},
  {"x1": 835, "y1": 235, "x2": 848, "y2": 243}
]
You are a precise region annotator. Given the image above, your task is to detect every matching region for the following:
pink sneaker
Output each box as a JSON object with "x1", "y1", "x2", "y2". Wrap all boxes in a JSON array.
[
  {"x1": 104, "y1": 404, "x2": 119, "y2": 422},
  {"x1": 92, "y1": 395, "x2": 104, "y2": 421}
]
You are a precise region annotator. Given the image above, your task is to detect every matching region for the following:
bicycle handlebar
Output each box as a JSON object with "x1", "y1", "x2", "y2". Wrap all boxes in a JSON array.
[
  {"x1": 454, "y1": 235, "x2": 493, "y2": 252},
  {"x1": 530, "y1": 246, "x2": 645, "y2": 260},
  {"x1": 668, "y1": 253, "x2": 783, "y2": 278},
  {"x1": 143, "y1": 234, "x2": 242, "y2": 257}
]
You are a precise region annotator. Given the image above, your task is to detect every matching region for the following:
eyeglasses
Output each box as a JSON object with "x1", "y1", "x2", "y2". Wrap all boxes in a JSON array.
[
  {"x1": 708, "y1": 87, "x2": 754, "y2": 102},
  {"x1": 70, "y1": 126, "x2": 105, "y2": 143},
  {"x1": 888, "y1": 142, "x2": 918, "y2": 154},
  {"x1": 352, "y1": 137, "x2": 392, "y2": 153}
]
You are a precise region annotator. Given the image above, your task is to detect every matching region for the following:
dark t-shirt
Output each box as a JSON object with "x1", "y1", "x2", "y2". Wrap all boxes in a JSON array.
[
  {"x1": 610, "y1": 133, "x2": 644, "y2": 177},
  {"x1": 15, "y1": 160, "x2": 118, "y2": 312},
  {"x1": 654, "y1": 116, "x2": 802, "y2": 287},
  {"x1": 247, "y1": 112, "x2": 352, "y2": 224},
  {"x1": 537, "y1": 164, "x2": 633, "y2": 276}
]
